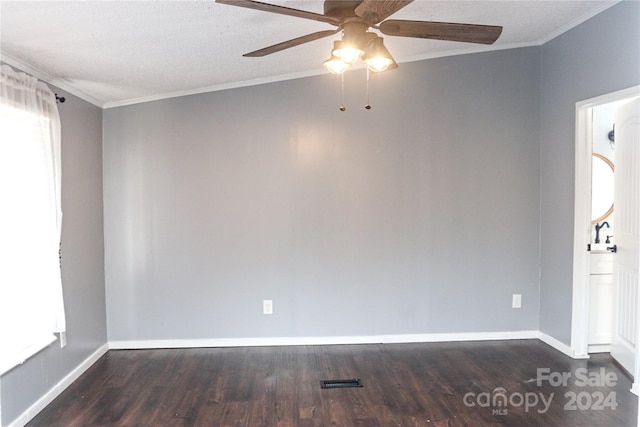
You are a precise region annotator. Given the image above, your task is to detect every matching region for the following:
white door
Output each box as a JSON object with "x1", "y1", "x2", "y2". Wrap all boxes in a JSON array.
[{"x1": 610, "y1": 98, "x2": 640, "y2": 387}]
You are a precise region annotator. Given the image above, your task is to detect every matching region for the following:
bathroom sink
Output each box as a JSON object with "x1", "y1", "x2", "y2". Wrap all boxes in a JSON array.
[{"x1": 591, "y1": 243, "x2": 613, "y2": 253}]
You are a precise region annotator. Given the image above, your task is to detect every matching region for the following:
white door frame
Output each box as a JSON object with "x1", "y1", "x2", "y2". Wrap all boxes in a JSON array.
[{"x1": 571, "y1": 85, "x2": 640, "y2": 359}]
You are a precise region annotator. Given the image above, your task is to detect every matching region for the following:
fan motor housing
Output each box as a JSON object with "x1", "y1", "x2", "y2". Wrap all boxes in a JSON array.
[{"x1": 324, "y1": 0, "x2": 362, "y2": 19}]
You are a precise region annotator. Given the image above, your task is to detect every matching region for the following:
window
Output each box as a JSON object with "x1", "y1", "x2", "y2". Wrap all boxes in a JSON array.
[{"x1": 0, "y1": 64, "x2": 65, "y2": 376}]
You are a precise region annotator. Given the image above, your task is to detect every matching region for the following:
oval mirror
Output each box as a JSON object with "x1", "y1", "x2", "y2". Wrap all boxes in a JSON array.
[{"x1": 591, "y1": 153, "x2": 614, "y2": 224}]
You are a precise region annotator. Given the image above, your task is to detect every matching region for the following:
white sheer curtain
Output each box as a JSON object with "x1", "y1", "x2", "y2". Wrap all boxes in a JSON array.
[{"x1": 0, "y1": 64, "x2": 65, "y2": 376}]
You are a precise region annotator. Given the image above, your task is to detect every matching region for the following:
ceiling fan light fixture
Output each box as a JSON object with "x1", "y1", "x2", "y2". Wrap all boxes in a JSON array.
[
  {"x1": 323, "y1": 53, "x2": 350, "y2": 74},
  {"x1": 332, "y1": 39, "x2": 364, "y2": 65},
  {"x1": 366, "y1": 56, "x2": 393, "y2": 73},
  {"x1": 363, "y1": 35, "x2": 395, "y2": 72}
]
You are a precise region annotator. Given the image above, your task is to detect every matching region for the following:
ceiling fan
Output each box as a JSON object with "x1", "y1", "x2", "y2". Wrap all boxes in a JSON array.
[{"x1": 216, "y1": 0, "x2": 503, "y2": 74}]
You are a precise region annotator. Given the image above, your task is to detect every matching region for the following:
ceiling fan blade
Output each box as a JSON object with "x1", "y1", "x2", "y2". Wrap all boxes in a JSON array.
[
  {"x1": 355, "y1": 0, "x2": 413, "y2": 24},
  {"x1": 379, "y1": 20, "x2": 503, "y2": 45},
  {"x1": 216, "y1": 0, "x2": 340, "y2": 26},
  {"x1": 243, "y1": 29, "x2": 340, "y2": 57}
]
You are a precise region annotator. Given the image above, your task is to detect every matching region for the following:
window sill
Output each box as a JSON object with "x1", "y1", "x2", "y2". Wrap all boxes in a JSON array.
[{"x1": 0, "y1": 334, "x2": 57, "y2": 377}]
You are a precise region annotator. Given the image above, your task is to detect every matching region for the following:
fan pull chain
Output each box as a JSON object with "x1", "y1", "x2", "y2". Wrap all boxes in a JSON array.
[
  {"x1": 365, "y1": 68, "x2": 372, "y2": 110},
  {"x1": 339, "y1": 72, "x2": 346, "y2": 111}
]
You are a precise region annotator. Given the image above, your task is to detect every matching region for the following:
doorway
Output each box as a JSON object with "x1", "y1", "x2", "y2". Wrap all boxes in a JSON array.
[{"x1": 571, "y1": 85, "x2": 640, "y2": 395}]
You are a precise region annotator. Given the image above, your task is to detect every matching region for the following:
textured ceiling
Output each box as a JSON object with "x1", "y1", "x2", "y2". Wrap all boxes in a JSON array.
[{"x1": 0, "y1": 0, "x2": 617, "y2": 108}]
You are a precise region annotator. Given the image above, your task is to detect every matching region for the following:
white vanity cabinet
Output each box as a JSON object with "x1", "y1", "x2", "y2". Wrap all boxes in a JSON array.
[{"x1": 588, "y1": 251, "x2": 613, "y2": 352}]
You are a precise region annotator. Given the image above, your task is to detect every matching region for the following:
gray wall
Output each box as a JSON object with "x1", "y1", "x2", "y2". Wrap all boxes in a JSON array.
[
  {"x1": 538, "y1": 0, "x2": 640, "y2": 344},
  {"x1": 0, "y1": 84, "x2": 107, "y2": 426},
  {"x1": 103, "y1": 47, "x2": 541, "y2": 342}
]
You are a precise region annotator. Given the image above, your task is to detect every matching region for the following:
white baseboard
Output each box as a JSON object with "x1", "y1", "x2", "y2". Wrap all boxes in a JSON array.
[
  {"x1": 8, "y1": 343, "x2": 109, "y2": 427},
  {"x1": 108, "y1": 330, "x2": 539, "y2": 350},
  {"x1": 538, "y1": 331, "x2": 589, "y2": 359}
]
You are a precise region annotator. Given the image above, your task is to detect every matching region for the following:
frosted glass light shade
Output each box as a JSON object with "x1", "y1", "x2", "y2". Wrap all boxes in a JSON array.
[
  {"x1": 323, "y1": 55, "x2": 350, "y2": 74},
  {"x1": 332, "y1": 40, "x2": 363, "y2": 65},
  {"x1": 366, "y1": 56, "x2": 393, "y2": 72},
  {"x1": 363, "y1": 36, "x2": 395, "y2": 72}
]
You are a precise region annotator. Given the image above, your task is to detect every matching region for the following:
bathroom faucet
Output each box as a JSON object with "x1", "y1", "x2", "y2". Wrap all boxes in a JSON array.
[{"x1": 595, "y1": 221, "x2": 610, "y2": 244}]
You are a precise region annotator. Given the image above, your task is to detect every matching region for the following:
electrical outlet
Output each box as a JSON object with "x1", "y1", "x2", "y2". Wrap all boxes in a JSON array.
[
  {"x1": 59, "y1": 331, "x2": 67, "y2": 348},
  {"x1": 263, "y1": 299, "x2": 273, "y2": 315},
  {"x1": 512, "y1": 294, "x2": 522, "y2": 309}
]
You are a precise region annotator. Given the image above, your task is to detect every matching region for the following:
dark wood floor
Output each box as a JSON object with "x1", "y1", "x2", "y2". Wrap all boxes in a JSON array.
[{"x1": 27, "y1": 340, "x2": 637, "y2": 426}]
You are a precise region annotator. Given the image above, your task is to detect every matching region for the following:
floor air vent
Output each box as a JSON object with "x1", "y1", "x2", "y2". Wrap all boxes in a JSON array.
[{"x1": 320, "y1": 379, "x2": 363, "y2": 389}]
